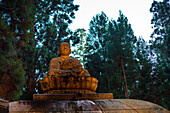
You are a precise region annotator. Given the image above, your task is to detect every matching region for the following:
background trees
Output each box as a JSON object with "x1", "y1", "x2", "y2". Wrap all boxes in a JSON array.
[
  {"x1": 149, "y1": 0, "x2": 169, "y2": 109},
  {"x1": 84, "y1": 11, "x2": 137, "y2": 98},
  {"x1": 150, "y1": 0, "x2": 169, "y2": 76},
  {"x1": 106, "y1": 11, "x2": 137, "y2": 98},
  {"x1": 0, "y1": 37, "x2": 25, "y2": 101},
  {"x1": 71, "y1": 28, "x2": 87, "y2": 65},
  {"x1": 84, "y1": 0, "x2": 169, "y2": 108},
  {"x1": 84, "y1": 12, "x2": 109, "y2": 93},
  {"x1": 133, "y1": 37, "x2": 155, "y2": 102}
]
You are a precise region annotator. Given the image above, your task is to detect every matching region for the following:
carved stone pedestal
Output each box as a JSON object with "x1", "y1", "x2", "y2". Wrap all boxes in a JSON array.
[
  {"x1": 38, "y1": 76, "x2": 98, "y2": 94},
  {"x1": 37, "y1": 76, "x2": 114, "y2": 101}
]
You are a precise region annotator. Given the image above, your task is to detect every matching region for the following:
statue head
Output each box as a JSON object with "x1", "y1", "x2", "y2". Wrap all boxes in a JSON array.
[{"x1": 58, "y1": 42, "x2": 71, "y2": 57}]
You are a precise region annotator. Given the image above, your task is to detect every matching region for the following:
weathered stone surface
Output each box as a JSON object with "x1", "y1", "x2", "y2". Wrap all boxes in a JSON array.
[
  {"x1": 9, "y1": 100, "x2": 101, "y2": 113},
  {"x1": 33, "y1": 93, "x2": 113, "y2": 100},
  {"x1": 94, "y1": 99, "x2": 168, "y2": 113},
  {"x1": 38, "y1": 76, "x2": 98, "y2": 94},
  {"x1": 9, "y1": 99, "x2": 169, "y2": 113}
]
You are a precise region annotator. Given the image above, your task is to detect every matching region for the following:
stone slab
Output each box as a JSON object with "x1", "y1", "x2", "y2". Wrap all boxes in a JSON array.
[
  {"x1": 9, "y1": 99, "x2": 169, "y2": 113},
  {"x1": 33, "y1": 93, "x2": 114, "y2": 100}
]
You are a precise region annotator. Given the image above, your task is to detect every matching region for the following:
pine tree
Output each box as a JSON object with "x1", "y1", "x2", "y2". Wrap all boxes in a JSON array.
[
  {"x1": 134, "y1": 37, "x2": 155, "y2": 101},
  {"x1": 84, "y1": 12, "x2": 109, "y2": 92},
  {"x1": 150, "y1": 0, "x2": 170, "y2": 71},
  {"x1": 135, "y1": 37, "x2": 169, "y2": 109},
  {"x1": 149, "y1": 0, "x2": 169, "y2": 109},
  {"x1": 106, "y1": 11, "x2": 137, "y2": 98},
  {"x1": 0, "y1": 0, "x2": 34, "y2": 100},
  {"x1": 0, "y1": 37, "x2": 25, "y2": 101},
  {"x1": 71, "y1": 28, "x2": 87, "y2": 66},
  {"x1": 150, "y1": 0, "x2": 169, "y2": 77}
]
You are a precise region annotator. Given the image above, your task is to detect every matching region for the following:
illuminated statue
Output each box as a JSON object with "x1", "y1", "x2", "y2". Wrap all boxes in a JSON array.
[{"x1": 38, "y1": 42, "x2": 98, "y2": 94}]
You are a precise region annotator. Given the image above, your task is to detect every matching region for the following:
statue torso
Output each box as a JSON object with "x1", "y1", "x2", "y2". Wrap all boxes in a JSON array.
[
  {"x1": 49, "y1": 57, "x2": 80, "y2": 70},
  {"x1": 47, "y1": 56, "x2": 90, "y2": 76}
]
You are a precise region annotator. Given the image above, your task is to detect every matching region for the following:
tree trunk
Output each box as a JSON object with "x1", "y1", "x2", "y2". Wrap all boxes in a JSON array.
[
  {"x1": 121, "y1": 58, "x2": 129, "y2": 99},
  {"x1": 106, "y1": 74, "x2": 111, "y2": 92}
]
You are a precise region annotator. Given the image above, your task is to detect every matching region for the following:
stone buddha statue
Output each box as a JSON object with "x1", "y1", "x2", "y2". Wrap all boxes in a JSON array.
[
  {"x1": 46, "y1": 42, "x2": 90, "y2": 77},
  {"x1": 38, "y1": 42, "x2": 98, "y2": 94}
]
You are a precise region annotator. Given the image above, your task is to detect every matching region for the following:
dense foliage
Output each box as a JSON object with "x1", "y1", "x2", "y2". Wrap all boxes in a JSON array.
[
  {"x1": 84, "y1": 11, "x2": 137, "y2": 98},
  {"x1": 149, "y1": 0, "x2": 169, "y2": 109},
  {"x1": 0, "y1": 37, "x2": 25, "y2": 101}
]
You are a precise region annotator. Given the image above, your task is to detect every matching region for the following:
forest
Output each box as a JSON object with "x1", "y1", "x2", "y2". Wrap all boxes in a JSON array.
[{"x1": 0, "y1": 0, "x2": 169, "y2": 110}]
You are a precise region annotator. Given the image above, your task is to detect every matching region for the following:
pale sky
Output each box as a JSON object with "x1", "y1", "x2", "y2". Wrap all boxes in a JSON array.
[{"x1": 69, "y1": 0, "x2": 157, "y2": 42}]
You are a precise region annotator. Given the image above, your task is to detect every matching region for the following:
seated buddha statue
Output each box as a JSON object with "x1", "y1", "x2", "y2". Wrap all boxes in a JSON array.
[{"x1": 46, "y1": 42, "x2": 90, "y2": 77}]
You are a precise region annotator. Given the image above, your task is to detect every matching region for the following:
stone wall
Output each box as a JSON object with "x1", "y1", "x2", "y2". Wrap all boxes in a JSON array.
[{"x1": 9, "y1": 99, "x2": 169, "y2": 113}]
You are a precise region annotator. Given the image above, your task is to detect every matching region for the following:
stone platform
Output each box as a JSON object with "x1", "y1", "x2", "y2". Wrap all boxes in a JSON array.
[
  {"x1": 9, "y1": 99, "x2": 169, "y2": 113},
  {"x1": 33, "y1": 93, "x2": 113, "y2": 101}
]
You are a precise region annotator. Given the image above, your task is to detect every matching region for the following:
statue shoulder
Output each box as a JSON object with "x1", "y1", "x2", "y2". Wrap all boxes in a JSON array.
[
  {"x1": 50, "y1": 57, "x2": 62, "y2": 64},
  {"x1": 50, "y1": 57, "x2": 59, "y2": 62},
  {"x1": 69, "y1": 57, "x2": 80, "y2": 64},
  {"x1": 69, "y1": 57, "x2": 79, "y2": 61}
]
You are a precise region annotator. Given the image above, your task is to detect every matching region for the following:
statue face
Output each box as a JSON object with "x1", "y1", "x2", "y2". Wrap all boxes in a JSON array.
[{"x1": 58, "y1": 43, "x2": 71, "y2": 55}]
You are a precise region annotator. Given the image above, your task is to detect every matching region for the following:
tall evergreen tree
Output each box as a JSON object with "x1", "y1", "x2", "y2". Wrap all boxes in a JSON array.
[
  {"x1": 71, "y1": 28, "x2": 87, "y2": 65},
  {"x1": 106, "y1": 11, "x2": 137, "y2": 98},
  {"x1": 149, "y1": 0, "x2": 170, "y2": 109},
  {"x1": 134, "y1": 37, "x2": 155, "y2": 101},
  {"x1": 0, "y1": 37, "x2": 25, "y2": 101},
  {"x1": 84, "y1": 12, "x2": 109, "y2": 92},
  {"x1": 150, "y1": 0, "x2": 170, "y2": 74},
  {"x1": 0, "y1": 0, "x2": 34, "y2": 100},
  {"x1": 135, "y1": 37, "x2": 169, "y2": 109}
]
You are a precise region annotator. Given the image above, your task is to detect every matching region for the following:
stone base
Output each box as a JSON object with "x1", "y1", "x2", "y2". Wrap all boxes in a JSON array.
[
  {"x1": 33, "y1": 93, "x2": 113, "y2": 101},
  {"x1": 45, "y1": 89, "x2": 95, "y2": 94},
  {"x1": 9, "y1": 99, "x2": 169, "y2": 113}
]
